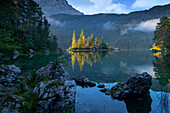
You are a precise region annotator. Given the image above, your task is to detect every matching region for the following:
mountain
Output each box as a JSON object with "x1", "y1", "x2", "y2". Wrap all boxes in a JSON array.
[
  {"x1": 48, "y1": 4, "x2": 170, "y2": 49},
  {"x1": 34, "y1": 0, "x2": 83, "y2": 16}
]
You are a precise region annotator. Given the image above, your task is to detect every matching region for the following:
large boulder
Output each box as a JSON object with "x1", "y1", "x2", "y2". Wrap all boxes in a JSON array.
[
  {"x1": 110, "y1": 72, "x2": 152, "y2": 100},
  {"x1": 32, "y1": 61, "x2": 76, "y2": 112},
  {"x1": 0, "y1": 65, "x2": 21, "y2": 86},
  {"x1": 34, "y1": 62, "x2": 69, "y2": 80}
]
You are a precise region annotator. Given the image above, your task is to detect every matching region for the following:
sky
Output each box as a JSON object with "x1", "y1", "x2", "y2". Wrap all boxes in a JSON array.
[{"x1": 67, "y1": 0, "x2": 170, "y2": 15}]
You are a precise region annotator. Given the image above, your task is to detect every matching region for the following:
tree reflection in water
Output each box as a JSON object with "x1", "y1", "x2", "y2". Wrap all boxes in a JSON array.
[
  {"x1": 69, "y1": 51, "x2": 110, "y2": 71},
  {"x1": 152, "y1": 51, "x2": 169, "y2": 113},
  {"x1": 153, "y1": 51, "x2": 170, "y2": 88}
]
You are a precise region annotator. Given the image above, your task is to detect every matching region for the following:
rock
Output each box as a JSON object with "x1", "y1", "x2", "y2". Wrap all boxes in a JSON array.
[
  {"x1": 0, "y1": 65, "x2": 21, "y2": 85},
  {"x1": 29, "y1": 49, "x2": 36, "y2": 54},
  {"x1": 12, "y1": 55, "x2": 19, "y2": 60},
  {"x1": 74, "y1": 76, "x2": 96, "y2": 88},
  {"x1": 0, "y1": 53, "x2": 4, "y2": 57},
  {"x1": 0, "y1": 95, "x2": 23, "y2": 113},
  {"x1": 100, "y1": 88, "x2": 111, "y2": 95},
  {"x1": 29, "y1": 54, "x2": 34, "y2": 58},
  {"x1": 13, "y1": 51, "x2": 20, "y2": 56},
  {"x1": 86, "y1": 81, "x2": 96, "y2": 87},
  {"x1": 31, "y1": 61, "x2": 76, "y2": 112},
  {"x1": 0, "y1": 92, "x2": 5, "y2": 96},
  {"x1": 97, "y1": 83, "x2": 105, "y2": 88},
  {"x1": 44, "y1": 51, "x2": 49, "y2": 54},
  {"x1": 34, "y1": 62, "x2": 69, "y2": 80},
  {"x1": 1, "y1": 107, "x2": 19, "y2": 113},
  {"x1": 110, "y1": 72, "x2": 152, "y2": 100},
  {"x1": 1, "y1": 108, "x2": 10, "y2": 113}
]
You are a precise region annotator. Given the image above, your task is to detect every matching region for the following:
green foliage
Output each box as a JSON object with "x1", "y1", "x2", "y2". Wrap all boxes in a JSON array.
[
  {"x1": 0, "y1": 0, "x2": 58, "y2": 53},
  {"x1": 64, "y1": 105, "x2": 72, "y2": 113},
  {"x1": 26, "y1": 70, "x2": 48, "y2": 89},
  {"x1": 69, "y1": 30, "x2": 109, "y2": 49},
  {"x1": 154, "y1": 16, "x2": 170, "y2": 50}
]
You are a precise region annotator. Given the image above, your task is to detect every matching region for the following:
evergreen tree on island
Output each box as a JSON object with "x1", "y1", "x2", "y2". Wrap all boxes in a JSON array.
[{"x1": 69, "y1": 29, "x2": 113, "y2": 51}]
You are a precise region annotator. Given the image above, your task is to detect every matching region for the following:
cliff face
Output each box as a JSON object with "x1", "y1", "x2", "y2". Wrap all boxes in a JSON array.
[{"x1": 34, "y1": 0, "x2": 83, "y2": 16}]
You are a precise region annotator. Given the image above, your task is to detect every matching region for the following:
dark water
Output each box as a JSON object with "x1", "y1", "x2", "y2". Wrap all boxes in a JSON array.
[
  {"x1": 65, "y1": 50, "x2": 170, "y2": 113},
  {"x1": 1, "y1": 51, "x2": 169, "y2": 113}
]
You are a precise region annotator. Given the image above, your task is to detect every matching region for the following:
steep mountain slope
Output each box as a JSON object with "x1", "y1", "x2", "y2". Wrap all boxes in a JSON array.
[
  {"x1": 49, "y1": 4, "x2": 170, "y2": 49},
  {"x1": 34, "y1": 0, "x2": 83, "y2": 16}
]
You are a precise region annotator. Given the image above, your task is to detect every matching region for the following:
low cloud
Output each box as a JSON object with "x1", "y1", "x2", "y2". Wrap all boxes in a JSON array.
[
  {"x1": 129, "y1": 19, "x2": 160, "y2": 32},
  {"x1": 103, "y1": 22, "x2": 115, "y2": 30},
  {"x1": 47, "y1": 18, "x2": 65, "y2": 27}
]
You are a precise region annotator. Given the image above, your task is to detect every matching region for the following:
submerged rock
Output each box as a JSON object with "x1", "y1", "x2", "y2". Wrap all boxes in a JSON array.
[
  {"x1": 97, "y1": 83, "x2": 105, "y2": 88},
  {"x1": 100, "y1": 88, "x2": 111, "y2": 95},
  {"x1": 74, "y1": 76, "x2": 96, "y2": 88},
  {"x1": 110, "y1": 72, "x2": 152, "y2": 100}
]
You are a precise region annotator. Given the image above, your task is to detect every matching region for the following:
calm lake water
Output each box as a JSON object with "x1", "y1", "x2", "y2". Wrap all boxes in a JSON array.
[
  {"x1": 65, "y1": 50, "x2": 170, "y2": 113},
  {"x1": 1, "y1": 50, "x2": 169, "y2": 113}
]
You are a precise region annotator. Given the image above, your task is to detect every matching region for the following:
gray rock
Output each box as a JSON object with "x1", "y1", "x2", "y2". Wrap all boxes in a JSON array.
[
  {"x1": 97, "y1": 83, "x2": 105, "y2": 88},
  {"x1": 110, "y1": 72, "x2": 152, "y2": 100},
  {"x1": 74, "y1": 76, "x2": 96, "y2": 88},
  {"x1": 13, "y1": 51, "x2": 20, "y2": 55},
  {"x1": 29, "y1": 54, "x2": 34, "y2": 58},
  {"x1": 0, "y1": 53, "x2": 3, "y2": 57},
  {"x1": 0, "y1": 65, "x2": 21, "y2": 85},
  {"x1": 1, "y1": 108, "x2": 10, "y2": 113},
  {"x1": 12, "y1": 55, "x2": 19, "y2": 60},
  {"x1": 32, "y1": 61, "x2": 76, "y2": 112},
  {"x1": 29, "y1": 49, "x2": 36, "y2": 54}
]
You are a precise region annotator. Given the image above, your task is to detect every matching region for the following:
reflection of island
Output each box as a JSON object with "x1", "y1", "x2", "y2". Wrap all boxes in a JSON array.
[
  {"x1": 153, "y1": 51, "x2": 170, "y2": 88},
  {"x1": 69, "y1": 51, "x2": 109, "y2": 71}
]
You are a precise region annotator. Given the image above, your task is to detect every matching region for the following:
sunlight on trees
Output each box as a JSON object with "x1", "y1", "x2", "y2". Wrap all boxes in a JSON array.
[{"x1": 69, "y1": 29, "x2": 109, "y2": 50}]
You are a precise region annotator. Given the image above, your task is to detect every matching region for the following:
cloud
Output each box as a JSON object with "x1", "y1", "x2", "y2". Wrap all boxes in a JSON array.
[
  {"x1": 76, "y1": 0, "x2": 130, "y2": 15},
  {"x1": 132, "y1": 0, "x2": 170, "y2": 9},
  {"x1": 103, "y1": 22, "x2": 115, "y2": 30},
  {"x1": 129, "y1": 19, "x2": 160, "y2": 32},
  {"x1": 47, "y1": 18, "x2": 65, "y2": 27}
]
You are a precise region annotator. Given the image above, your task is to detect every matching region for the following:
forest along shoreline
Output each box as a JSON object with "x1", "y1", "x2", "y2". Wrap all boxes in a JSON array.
[{"x1": 0, "y1": 59, "x2": 153, "y2": 112}]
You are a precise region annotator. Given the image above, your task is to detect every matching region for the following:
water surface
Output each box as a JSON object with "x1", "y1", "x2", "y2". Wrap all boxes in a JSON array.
[{"x1": 65, "y1": 50, "x2": 170, "y2": 113}]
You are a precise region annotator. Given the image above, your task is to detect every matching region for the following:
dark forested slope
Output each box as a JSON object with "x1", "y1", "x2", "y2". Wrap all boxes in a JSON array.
[{"x1": 49, "y1": 4, "x2": 170, "y2": 49}]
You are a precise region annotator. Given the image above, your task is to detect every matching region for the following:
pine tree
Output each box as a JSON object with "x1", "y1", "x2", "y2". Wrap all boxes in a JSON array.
[
  {"x1": 72, "y1": 30, "x2": 76, "y2": 48},
  {"x1": 78, "y1": 29, "x2": 84, "y2": 48},
  {"x1": 95, "y1": 37, "x2": 98, "y2": 48},
  {"x1": 154, "y1": 16, "x2": 170, "y2": 50}
]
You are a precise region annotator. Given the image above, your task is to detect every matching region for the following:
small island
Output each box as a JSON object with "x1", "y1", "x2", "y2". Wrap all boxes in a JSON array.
[{"x1": 68, "y1": 29, "x2": 116, "y2": 52}]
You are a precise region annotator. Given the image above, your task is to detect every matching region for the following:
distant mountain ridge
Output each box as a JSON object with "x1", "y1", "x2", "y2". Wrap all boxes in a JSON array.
[
  {"x1": 49, "y1": 4, "x2": 170, "y2": 49},
  {"x1": 34, "y1": 0, "x2": 83, "y2": 16}
]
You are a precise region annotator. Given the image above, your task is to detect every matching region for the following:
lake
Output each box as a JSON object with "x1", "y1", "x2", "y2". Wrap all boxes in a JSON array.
[
  {"x1": 1, "y1": 50, "x2": 169, "y2": 113},
  {"x1": 65, "y1": 50, "x2": 170, "y2": 113}
]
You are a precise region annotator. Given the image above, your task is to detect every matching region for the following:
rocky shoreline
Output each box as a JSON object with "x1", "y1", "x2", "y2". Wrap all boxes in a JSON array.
[
  {"x1": 0, "y1": 61, "x2": 153, "y2": 113},
  {"x1": 0, "y1": 61, "x2": 76, "y2": 113}
]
